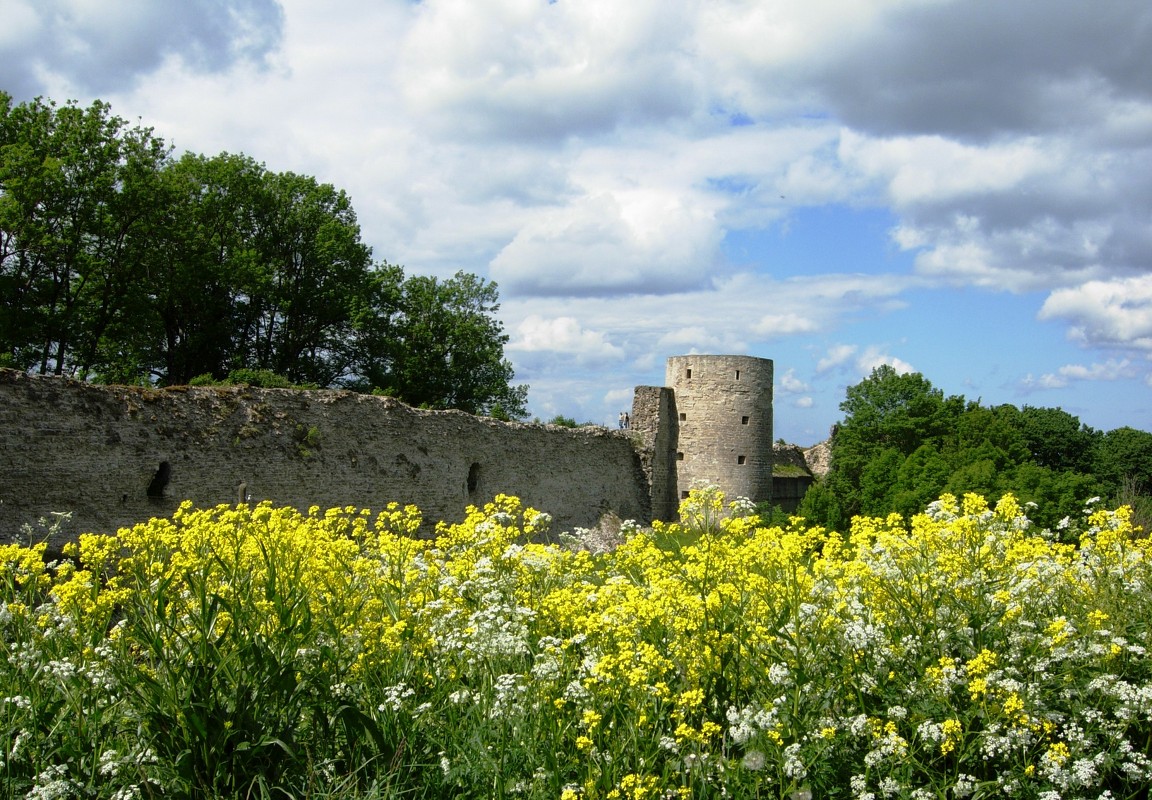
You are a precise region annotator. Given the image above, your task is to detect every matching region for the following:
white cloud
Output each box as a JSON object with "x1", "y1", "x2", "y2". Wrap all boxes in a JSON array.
[
  {"x1": 1021, "y1": 358, "x2": 1139, "y2": 391},
  {"x1": 839, "y1": 130, "x2": 1054, "y2": 206},
  {"x1": 753, "y1": 312, "x2": 820, "y2": 338},
  {"x1": 656, "y1": 326, "x2": 730, "y2": 352},
  {"x1": 603, "y1": 387, "x2": 635, "y2": 408},
  {"x1": 816, "y1": 344, "x2": 858, "y2": 374},
  {"x1": 507, "y1": 315, "x2": 625, "y2": 362},
  {"x1": 490, "y1": 188, "x2": 722, "y2": 296},
  {"x1": 856, "y1": 346, "x2": 915, "y2": 377},
  {"x1": 6, "y1": 0, "x2": 1152, "y2": 440},
  {"x1": 0, "y1": 0, "x2": 284, "y2": 98},
  {"x1": 792, "y1": 396, "x2": 815, "y2": 409},
  {"x1": 778, "y1": 368, "x2": 810, "y2": 394},
  {"x1": 397, "y1": 0, "x2": 702, "y2": 142},
  {"x1": 1039, "y1": 275, "x2": 1152, "y2": 352}
]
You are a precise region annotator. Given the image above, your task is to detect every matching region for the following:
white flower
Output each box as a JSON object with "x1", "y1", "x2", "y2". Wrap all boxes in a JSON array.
[
  {"x1": 782, "y1": 743, "x2": 806, "y2": 779},
  {"x1": 953, "y1": 773, "x2": 977, "y2": 798}
]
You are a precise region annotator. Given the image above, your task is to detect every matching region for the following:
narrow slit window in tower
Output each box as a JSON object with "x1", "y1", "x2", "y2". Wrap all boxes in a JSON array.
[
  {"x1": 686, "y1": 368, "x2": 692, "y2": 379},
  {"x1": 735, "y1": 370, "x2": 740, "y2": 380}
]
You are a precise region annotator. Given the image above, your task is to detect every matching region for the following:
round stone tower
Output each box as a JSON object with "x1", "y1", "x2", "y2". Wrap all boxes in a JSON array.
[{"x1": 666, "y1": 354, "x2": 774, "y2": 504}]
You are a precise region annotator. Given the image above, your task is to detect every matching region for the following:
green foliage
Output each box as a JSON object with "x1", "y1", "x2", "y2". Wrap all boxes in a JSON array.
[
  {"x1": 293, "y1": 423, "x2": 322, "y2": 458},
  {"x1": 349, "y1": 270, "x2": 528, "y2": 418},
  {"x1": 1, "y1": 92, "x2": 528, "y2": 417},
  {"x1": 547, "y1": 414, "x2": 578, "y2": 428},
  {"x1": 1094, "y1": 426, "x2": 1152, "y2": 496},
  {"x1": 797, "y1": 366, "x2": 1145, "y2": 539}
]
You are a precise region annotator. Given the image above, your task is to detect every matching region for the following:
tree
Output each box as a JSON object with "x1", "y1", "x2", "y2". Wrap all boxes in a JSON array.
[
  {"x1": 807, "y1": 366, "x2": 960, "y2": 527},
  {"x1": 355, "y1": 271, "x2": 528, "y2": 417},
  {"x1": 837, "y1": 365, "x2": 956, "y2": 457},
  {"x1": 238, "y1": 169, "x2": 374, "y2": 387},
  {"x1": 1094, "y1": 427, "x2": 1152, "y2": 496},
  {"x1": 798, "y1": 367, "x2": 1118, "y2": 536},
  {"x1": 2, "y1": 93, "x2": 530, "y2": 418},
  {"x1": 128, "y1": 152, "x2": 261, "y2": 384},
  {"x1": 1018, "y1": 406, "x2": 1098, "y2": 473},
  {"x1": 0, "y1": 93, "x2": 168, "y2": 377}
]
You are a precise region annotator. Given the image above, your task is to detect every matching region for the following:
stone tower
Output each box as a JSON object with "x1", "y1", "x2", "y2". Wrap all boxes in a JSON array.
[{"x1": 665, "y1": 354, "x2": 774, "y2": 505}]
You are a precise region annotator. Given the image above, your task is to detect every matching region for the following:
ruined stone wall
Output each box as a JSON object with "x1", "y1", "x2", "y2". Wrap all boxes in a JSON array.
[
  {"x1": 0, "y1": 370, "x2": 656, "y2": 549},
  {"x1": 665, "y1": 355, "x2": 774, "y2": 504},
  {"x1": 629, "y1": 385, "x2": 679, "y2": 522}
]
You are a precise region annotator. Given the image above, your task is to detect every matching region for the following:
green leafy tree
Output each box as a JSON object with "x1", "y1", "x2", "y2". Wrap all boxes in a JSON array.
[
  {"x1": 1094, "y1": 427, "x2": 1152, "y2": 496},
  {"x1": 133, "y1": 152, "x2": 263, "y2": 384},
  {"x1": 0, "y1": 93, "x2": 168, "y2": 377},
  {"x1": 799, "y1": 367, "x2": 1118, "y2": 538},
  {"x1": 2, "y1": 93, "x2": 530, "y2": 417},
  {"x1": 355, "y1": 271, "x2": 528, "y2": 417},
  {"x1": 803, "y1": 366, "x2": 961, "y2": 528},
  {"x1": 1018, "y1": 405, "x2": 1098, "y2": 473},
  {"x1": 238, "y1": 169, "x2": 375, "y2": 386}
]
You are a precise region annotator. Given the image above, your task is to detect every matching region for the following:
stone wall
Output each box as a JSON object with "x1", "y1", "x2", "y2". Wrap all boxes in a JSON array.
[
  {"x1": 0, "y1": 370, "x2": 657, "y2": 549},
  {"x1": 771, "y1": 443, "x2": 816, "y2": 512},
  {"x1": 629, "y1": 385, "x2": 679, "y2": 522}
]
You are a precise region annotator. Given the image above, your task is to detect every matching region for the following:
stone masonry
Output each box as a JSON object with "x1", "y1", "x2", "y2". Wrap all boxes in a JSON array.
[{"x1": 0, "y1": 354, "x2": 776, "y2": 548}]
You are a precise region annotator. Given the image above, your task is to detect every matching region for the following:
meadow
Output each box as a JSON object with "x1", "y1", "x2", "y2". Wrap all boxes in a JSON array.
[{"x1": 1, "y1": 488, "x2": 1149, "y2": 799}]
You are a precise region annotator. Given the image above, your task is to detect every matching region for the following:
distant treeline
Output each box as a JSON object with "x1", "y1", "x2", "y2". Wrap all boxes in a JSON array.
[
  {"x1": 0, "y1": 94, "x2": 527, "y2": 417},
  {"x1": 798, "y1": 365, "x2": 1152, "y2": 537}
]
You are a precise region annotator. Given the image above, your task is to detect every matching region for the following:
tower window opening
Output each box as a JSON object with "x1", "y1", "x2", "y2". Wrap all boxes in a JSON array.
[
  {"x1": 735, "y1": 370, "x2": 740, "y2": 380},
  {"x1": 741, "y1": 416, "x2": 749, "y2": 425},
  {"x1": 679, "y1": 412, "x2": 686, "y2": 421},
  {"x1": 737, "y1": 455, "x2": 747, "y2": 465},
  {"x1": 676, "y1": 452, "x2": 685, "y2": 461},
  {"x1": 686, "y1": 368, "x2": 692, "y2": 379},
  {"x1": 681, "y1": 490, "x2": 691, "y2": 499}
]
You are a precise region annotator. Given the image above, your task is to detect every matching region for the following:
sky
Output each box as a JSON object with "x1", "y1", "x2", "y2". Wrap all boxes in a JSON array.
[{"x1": 3, "y1": 0, "x2": 1150, "y2": 445}]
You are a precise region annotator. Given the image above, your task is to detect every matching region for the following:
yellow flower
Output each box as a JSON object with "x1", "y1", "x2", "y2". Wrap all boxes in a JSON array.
[
  {"x1": 940, "y1": 719, "x2": 962, "y2": 755},
  {"x1": 1046, "y1": 742, "x2": 1071, "y2": 767},
  {"x1": 581, "y1": 709, "x2": 602, "y2": 730}
]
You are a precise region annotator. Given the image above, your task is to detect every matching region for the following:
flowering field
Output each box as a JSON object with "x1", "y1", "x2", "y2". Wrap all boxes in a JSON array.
[{"x1": 2, "y1": 489, "x2": 1150, "y2": 799}]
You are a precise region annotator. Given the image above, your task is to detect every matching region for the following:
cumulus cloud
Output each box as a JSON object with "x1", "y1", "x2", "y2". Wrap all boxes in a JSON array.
[
  {"x1": 728, "y1": 0, "x2": 1151, "y2": 144},
  {"x1": 0, "y1": 0, "x2": 284, "y2": 99},
  {"x1": 816, "y1": 344, "x2": 858, "y2": 374},
  {"x1": 778, "y1": 368, "x2": 810, "y2": 394},
  {"x1": 490, "y1": 188, "x2": 722, "y2": 296},
  {"x1": 1020, "y1": 359, "x2": 1139, "y2": 392},
  {"x1": 813, "y1": 342, "x2": 914, "y2": 382},
  {"x1": 397, "y1": 0, "x2": 702, "y2": 142},
  {"x1": 1038, "y1": 275, "x2": 1152, "y2": 352},
  {"x1": 9, "y1": 0, "x2": 1152, "y2": 437},
  {"x1": 855, "y1": 346, "x2": 915, "y2": 377},
  {"x1": 752, "y1": 312, "x2": 820, "y2": 338},
  {"x1": 507, "y1": 315, "x2": 625, "y2": 362}
]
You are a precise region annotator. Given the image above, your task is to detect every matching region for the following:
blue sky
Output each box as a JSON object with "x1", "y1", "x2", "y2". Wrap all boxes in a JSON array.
[{"x1": 4, "y1": 0, "x2": 1150, "y2": 444}]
